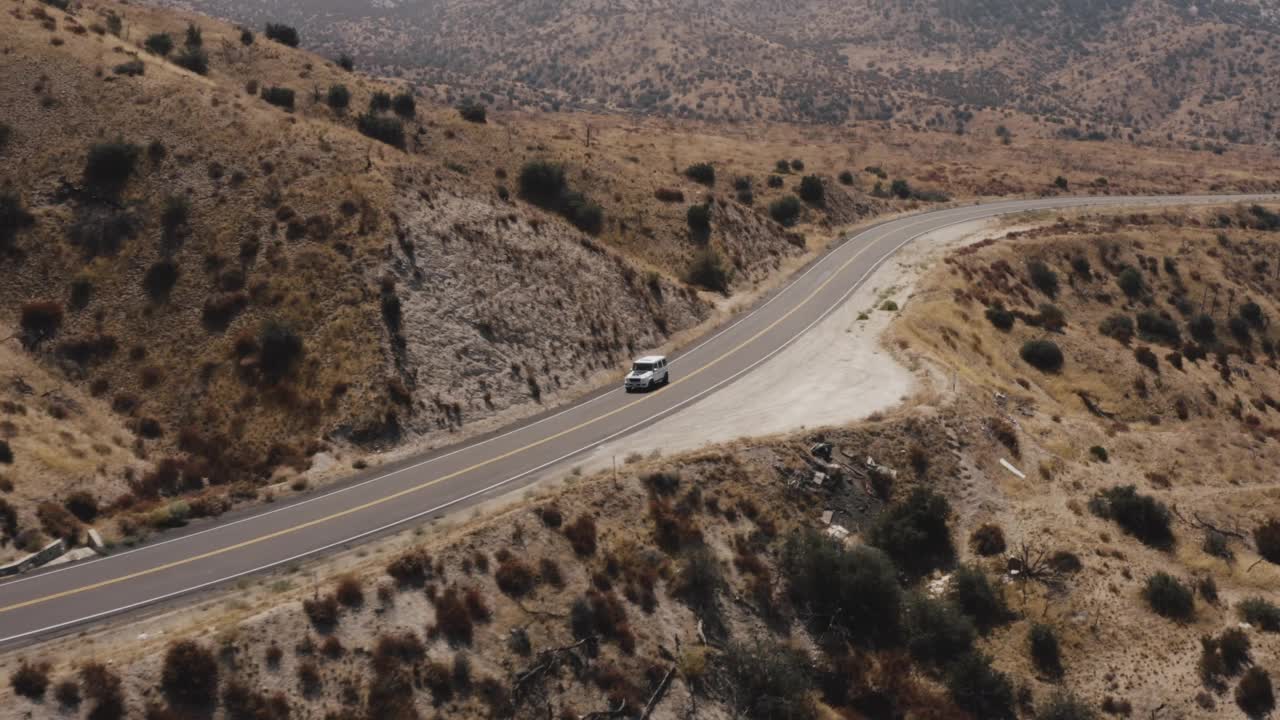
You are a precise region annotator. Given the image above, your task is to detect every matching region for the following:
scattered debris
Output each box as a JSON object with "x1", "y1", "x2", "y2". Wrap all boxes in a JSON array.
[
  {"x1": 810, "y1": 442, "x2": 833, "y2": 460},
  {"x1": 865, "y1": 456, "x2": 897, "y2": 479},
  {"x1": 825, "y1": 524, "x2": 849, "y2": 541},
  {"x1": 820, "y1": 510, "x2": 834, "y2": 525},
  {"x1": 926, "y1": 573, "x2": 952, "y2": 598}
]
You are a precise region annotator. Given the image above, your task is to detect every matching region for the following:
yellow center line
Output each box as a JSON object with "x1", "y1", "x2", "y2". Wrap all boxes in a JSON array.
[{"x1": 0, "y1": 213, "x2": 933, "y2": 616}]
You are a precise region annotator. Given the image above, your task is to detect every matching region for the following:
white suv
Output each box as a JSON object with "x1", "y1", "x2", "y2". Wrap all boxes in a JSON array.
[{"x1": 624, "y1": 355, "x2": 669, "y2": 392}]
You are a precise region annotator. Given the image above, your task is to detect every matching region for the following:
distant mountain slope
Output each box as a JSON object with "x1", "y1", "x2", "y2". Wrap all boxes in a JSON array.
[{"x1": 156, "y1": 0, "x2": 1280, "y2": 144}]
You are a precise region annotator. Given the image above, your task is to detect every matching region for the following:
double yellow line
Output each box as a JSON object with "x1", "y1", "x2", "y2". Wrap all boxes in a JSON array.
[{"x1": 0, "y1": 209, "x2": 941, "y2": 617}]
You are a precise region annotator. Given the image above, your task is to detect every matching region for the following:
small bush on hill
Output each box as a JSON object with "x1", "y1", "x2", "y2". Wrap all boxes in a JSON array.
[
  {"x1": 144, "y1": 33, "x2": 173, "y2": 56},
  {"x1": 0, "y1": 193, "x2": 36, "y2": 252},
  {"x1": 495, "y1": 557, "x2": 536, "y2": 597},
  {"x1": 54, "y1": 679, "x2": 80, "y2": 708},
  {"x1": 986, "y1": 305, "x2": 1015, "y2": 330},
  {"x1": 767, "y1": 174, "x2": 784, "y2": 188},
  {"x1": 1220, "y1": 628, "x2": 1252, "y2": 674},
  {"x1": 326, "y1": 84, "x2": 350, "y2": 110},
  {"x1": 1255, "y1": 518, "x2": 1280, "y2": 563},
  {"x1": 392, "y1": 92, "x2": 416, "y2": 119},
  {"x1": 11, "y1": 662, "x2": 50, "y2": 699},
  {"x1": 20, "y1": 301, "x2": 63, "y2": 348},
  {"x1": 386, "y1": 548, "x2": 432, "y2": 586},
  {"x1": 684, "y1": 163, "x2": 715, "y2": 186},
  {"x1": 564, "y1": 515, "x2": 597, "y2": 555},
  {"x1": 1237, "y1": 667, "x2": 1275, "y2": 717},
  {"x1": 1189, "y1": 313, "x2": 1216, "y2": 343},
  {"x1": 143, "y1": 260, "x2": 179, "y2": 301},
  {"x1": 783, "y1": 530, "x2": 902, "y2": 648},
  {"x1": 868, "y1": 487, "x2": 954, "y2": 577},
  {"x1": 356, "y1": 113, "x2": 405, "y2": 149},
  {"x1": 1029, "y1": 623, "x2": 1063, "y2": 677},
  {"x1": 969, "y1": 523, "x2": 1006, "y2": 555},
  {"x1": 1099, "y1": 314, "x2": 1134, "y2": 343},
  {"x1": 1240, "y1": 301, "x2": 1265, "y2": 328},
  {"x1": 1090, "y1": 485, "x2": 1173, "y2": 548},
  {"x1": 1137, "y1": 311, "x2": 1180, "y2": 345},
  {"x1": 904, "y1": 594, "x2": 975, "y2": 667},
  {"x1": 838, "y1": 170, "x2": 854, "y2": 185},
  {"x1": 1238, "y1": 597, "x2": 1280, "y2": 632},
  {"x1": 173, "y1": 47, "x2": 208, "y2": 75},
  {"x1": 260, "y1": 86, "x2": 295, "y2": 110},
  {"x1": 162, "y1": 641, "x2": 218, "y2": 706},
  {"x1": 1038, "y1": 692, "x2": 1097, "y2": 720},
  {"x1": 113, "y1": 59, "x2": 145, "y2": 76},
  {"x1": 1028, "y1": 260, "x2": 1059, "y2": 297},
  {"x1": 63, "y1": 491, "x2": 98, "y2": 522},
  {"x1": 798, "y1": 175, "x2": 824, "y2": 206},
  {"x1": 1020, "y1": 339, "x2": 1064, "y2": 372},
  {"x1": 37, "y1": 502, "x2": 81, "y2": 544},
  {"x1": 335, "y1": 575, "x2": 363, "y2": 607},
  {"x1": 258, "y1": 321, "x2": 303, "y2": 382},
  {"x1": 769, "y1": 195, "x2": 801, "y2": 226},
  {"x1": 686, "y1": 203, "x2": 711, "y2": 238},
  {"x1": 1118, "y1": 266, "x2": 1144, "y2": 298},
  {"x1": 456, "y1": 98, "x2": 485, "y2": 122},
  {"x1": 302, "y1": 593, "x2": 340, "y2": 628},
  {"x1": 337, "y1": 53, "x2": 353, "y2": 70},
  {"x1": 84, "y1": 141, "x2": 141, "y2": 192},
  {"x1": 368, "y1": 91, "x2": 392, "y2": 112},
  {"x1": 949, "y1": 564, "x2": 1008, "y2": 632},
  {"x1": 1144, "y1": 572, "x2": 1194, "y2": 620},
  {"x1": 239, "y1": 28, "x2": 254, "y2": 45},
  {"x1": 686, "y1": 247, "x2": 732, "y2": 293},
  {"x1": 946, "y1": 652, "x2": 1015, "y2": 720},
  {"x1": 264, "y1": 23, "x2": 299, "y2": 47},
  {"x1": 1037, "y1": 303, "x2": 1066, "y2": 331},
  {"x1": 724, "y1": 638, "x2": 815, "y2": 720}
]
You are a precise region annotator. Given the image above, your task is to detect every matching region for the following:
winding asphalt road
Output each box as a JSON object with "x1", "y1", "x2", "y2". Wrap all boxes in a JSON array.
[{"x1": 0, "y1": 194, "x2": 1275, "y2": 648}]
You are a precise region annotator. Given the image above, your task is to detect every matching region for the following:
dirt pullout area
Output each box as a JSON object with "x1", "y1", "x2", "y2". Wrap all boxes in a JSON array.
[{"x1": 570, "y1": 218, "x2": 1007, "y2": 471}]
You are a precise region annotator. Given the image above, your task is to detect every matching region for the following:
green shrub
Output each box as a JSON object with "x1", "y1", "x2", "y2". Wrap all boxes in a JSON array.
[
  {"x1": 1230, "y1": 315, "x2": 1252, "y2": 343},
  {"x1": 172, "y1": 47, "x2": 207, "y2": 74},
  {"x1": 494, "y1": 557, "x2": 536, "y2": 597},
  {"x1": 969, "y1": 523, "x2": 1006, "y2": 555},
  {"x1": 985, "y1": 305, "x2": 1014, "y2": 331},
  {"x1": 1117, "y1": 266, "x2": 1144, "y2": 298},
  {"x1": 456, "y1": 98, "x2": 485, "y2": 123},
  {"x1": 783, "y1": 530, "x2": 902, "y2": 648},
  {"x1": 258, "y1": 321, "x2": 303, "y2": 382},
  {"x1": 904, "y1": 594, "x2": 975, "y2": 667},
  {"x1": 1256, "y1": 519, "x2": 1280, "y2": 564},
  {"x1": 1219, "y1": 627, "x2": 1252, "y2": 674},
  {"x1": 20, "y1": 301, "x2": 64, "y2": 349},
  {"x1": 686, "y1": 203, "x2": 711, "y2": 238},
  {"x1": 356, "y1": 113, "x2": 405, "y2": 149},
  {"x1": 260, "y1": 86, "x2": 295, "y2": 110},
  {"x1": 563, "y1": 515, "x2": 597, "y2": 556},
  {"x1": 890, "y1": 178, "x2": 912, "y2": 199},
  {"x1": 838, "y1": 170, "x2": 854, "y2": 185},
  {"x1": 948, "y1": 564, "x2": 1008, "y2": 632},
  {"x1": 1100, "y1": 314, "x2": 1134, "y2": 343},
  {"x1": 84, "y1": 141, "x2": 141, "y2": 192},
  {"x1": 1237, "y1": 667, "x2": 1275, "y2": 717},
  {"x1": 769, "y1": 195, "x2": 802, "y2": 226},
  {"x1": 113, "y1": 59, "x2": 145, "y2": 76},
  {"x1": 767, "y1": 174, "x2": 784, "y2": 188},
  {"x1": 1143, "y1": 572, "x2": 1194, "y2": 620},
  {"x1": 1029, "y1": 623, "x2": 1063, "y2": 677},
  {"x1": 392, "y1": 92, "x2": 416, "y2": 119},
  {"x1": 143, "y1": 260, "x2": 179, "y2": 301},
  {"x1": 144, "y1": 32, "x2": 173, "y2": 56},
  {"x1": 161, "y1": 640, "x2": 219, "y2": 706},
  {"x1": 518, "y1": 160, "x2": 566, "y2": 207},
  {"x1": 11, "y1": 661, "x2": 50, "y2": 699},
  {"x1": 798, "y1": 175, "x2": 824, "y2": 206},
  {"x1": 1134, "y1": 346, "x2": 1159, "y2": 371},
  {"x1": 1089, "y1": 445, "x2": 1109, "y2": 462},
  {"x1": 264, "y1": 23, "x2": 299, "y2": 47},
  {"x1": 1189, "y1": 313, "x2": 1216, "y2": 343},
  {"x1": 686, "y1": 247, "x2": 732, "y2": 293},
  {"x1": 1038, "y1": 303, "x2": 1066, "y2": 331},
  {"x1": 684, "y1": 162, "x2": 715, "y2": 186},
  {"x1": 724, "y1": 638, "x2": 815, "y2": 720},
  {"x1": 1020, "y1": 339, "x2": 1063, "y2": 372},
  {"x1": 369, "y1": 91, "x2": 392, "y2": 112},
  {"x1": 1028, "y1": 260, "x2": 1059, "y2": 297},
  {"x1": 1238, "y1": 597, "x2": 1280, "y2": 632},
  {"x1": 183, "y1": 23, "x2": 202, "y2": 48},
  {"x1": 239, "y1": 29, "x2": 254, "y2": 45},
  {"x1": 946, "y1": 652, "x2": 1015, "y2": 720},
  {"x1": 868, "y1": 487, "x2": 953, "y2": 578},
  {"x1": 337, "y1": 53, "x2": 353, "y2": 71},
  {"x1": 0, "y1": 193, "x2": 35, "y2": 251},
  {"x1": 1038, "y1": 691, "x2": 1097, "y2": 720},
  {"x1": 774, "y1": 159, "x2": 791, "y2": 173},
  {"x1": 1091, "y1": 485, "x2": 1172, "y2": 548},
  {"x1": 674, "y1": 547, "x2": 723, "y2": 612},
  {"x1": 1240, "y1": 301, "x2": 1265, "y2": 328},
  {"x1": 1071, "y1": 255, "x2": 1091, "y2": 277},
  {"x1": 1136, "y1": 311, "x2": 1180, "y2": 345},
  {"x1": 560, "y1": 191, "x2": 603, "y2": 234},
  {"x1": 326, "y1": 84, "x2": 350, "y2": 110}
]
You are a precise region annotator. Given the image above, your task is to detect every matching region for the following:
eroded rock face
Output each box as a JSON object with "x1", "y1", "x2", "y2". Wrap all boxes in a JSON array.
[{"x1": 385, "y1": 190, "x2": 709, "y2": 436}]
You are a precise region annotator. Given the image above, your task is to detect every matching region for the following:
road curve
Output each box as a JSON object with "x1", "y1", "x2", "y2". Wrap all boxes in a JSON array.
[{"x1": 1, "y1": 194, "x2": 1275, "y2": 647}]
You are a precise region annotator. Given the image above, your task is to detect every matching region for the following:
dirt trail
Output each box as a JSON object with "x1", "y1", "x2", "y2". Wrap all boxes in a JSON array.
[{"x1": 570, "y1": 217, "x2": 1010, "y2": 472}]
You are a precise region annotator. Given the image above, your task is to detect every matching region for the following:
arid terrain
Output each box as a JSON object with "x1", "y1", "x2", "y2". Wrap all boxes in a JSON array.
[
  {"x1": 3, "y1": 0, "x2": 1280, "y2": 717},
  {"x1": 153, "y1": 0, "x2": 1280, "y2": 145}
]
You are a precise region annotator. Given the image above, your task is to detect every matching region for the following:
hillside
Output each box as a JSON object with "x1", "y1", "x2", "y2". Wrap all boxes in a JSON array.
[
  {"x1": 8, "y1": 204, "x2": 1280, "y2": 720},
  {"x1": 151, "y1": 0, "x2": 1280, "y2": 145}
]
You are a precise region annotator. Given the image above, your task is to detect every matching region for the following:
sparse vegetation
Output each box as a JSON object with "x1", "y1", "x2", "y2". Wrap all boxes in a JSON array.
[
  {"x1": 1020, "y1": 339, "x2": 1064, "y2": 372},
  {"x1": 161, "y1": 640, "x2": 219, "y2": 707},
  {"x1": 869, "y1": 487, "x2": 954, "y2": 577},
  {"x1": 684, "y1": 162, "x2": 715, "y2": 186},
  {"x1": 356, "y1": 112, "x2": 405, "y2": 148},
  {"x1": 1090, "y1": 485, "x2": 1173, "y2": 549},
  {"x1": 264, "y1": 23, "x2": 299, "y2": 47},
  {"x1": 769, "y1": 195, "x2": 802, "y2": 226},
  {"x1": 1143, "y1": 572, "x2": 1194, "y2": 620},
  {"x1": 260, "y1": 86, "x2": 296, "y2": 110}
]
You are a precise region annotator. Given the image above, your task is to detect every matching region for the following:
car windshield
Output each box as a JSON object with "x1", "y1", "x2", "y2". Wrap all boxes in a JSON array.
[{"x1": 631, "y1": 362, "x2": 654, "y2": 373}]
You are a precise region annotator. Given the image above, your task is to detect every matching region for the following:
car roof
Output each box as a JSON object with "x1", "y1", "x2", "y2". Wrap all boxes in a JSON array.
[{"x1": 634, "y1": 355, "x2": 666, "y2": 363}]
